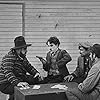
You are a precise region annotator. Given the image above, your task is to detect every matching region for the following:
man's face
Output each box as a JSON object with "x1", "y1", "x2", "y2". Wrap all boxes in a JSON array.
[
  {"x1": 90, "y1": 52, "x2": 96, "y2": 62},
  {"x1": 47, "y1": 42, "x2": 58, "y2": 52},
  {"x1": 21, "y1": 47, "x2": 27, "y2": 56},
  {"x1": 79, "y1": 47, "x2": 88, "y2": 56}
]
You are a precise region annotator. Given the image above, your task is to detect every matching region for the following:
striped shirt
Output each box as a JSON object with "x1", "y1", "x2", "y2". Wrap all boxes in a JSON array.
[{"x1": 0, "y1": 49, "x2": 38, "y2": 86}]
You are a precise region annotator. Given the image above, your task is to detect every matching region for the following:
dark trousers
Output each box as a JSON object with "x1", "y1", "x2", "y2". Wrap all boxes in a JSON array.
[
  {"x1": 65, "y1": 87, "x2": 100, "y2": 100},
  {"x1": 0, "y1": 75, "x2": 40, "y2": 100},
  {"x1": 41, "y1": 75, "x2": 64, "y2": 84},
  {"x1": 72, "y1": 76, "x2": 86, "y2": 84}
]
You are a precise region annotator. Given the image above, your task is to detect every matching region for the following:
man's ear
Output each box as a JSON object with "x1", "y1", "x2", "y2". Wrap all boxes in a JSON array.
[
  {"x1": 91, "y1": 53, "x2": 96, "y2": 62},
  {"x1": 56, "y1": 44, "x2": 59, "y2": 47}
]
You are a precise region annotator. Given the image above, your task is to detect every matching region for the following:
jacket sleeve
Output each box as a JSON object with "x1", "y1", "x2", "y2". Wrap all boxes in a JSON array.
[
  {"x1": 23, "y1": 58, "x2": 39, "y2": 76},
  {"x1": 2, "y1": 56, "x2": 21, "y2": 86},
  {"x1": 56, "y1": 50, "x2": 72, "y2": 68},
  {"x1": 71, "y1": 56, "x2": 83, "y2": 78},
  {"x1": 43, "y1": 53, "x2": 50, "y2": 71},
  {"x1": 78, "y1": 64, "x2": 100, "y2": 93}
]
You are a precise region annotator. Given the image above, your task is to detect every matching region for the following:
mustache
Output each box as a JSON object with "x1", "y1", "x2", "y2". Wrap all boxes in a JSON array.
[{"x1": 50, "y1": 49, "x2": 52, "y2": 51}]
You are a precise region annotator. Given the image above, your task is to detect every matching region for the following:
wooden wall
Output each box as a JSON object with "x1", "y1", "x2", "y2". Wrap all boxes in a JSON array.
[
  {"x1": 0, "y1": 3, "x2": 23, "y2": 62},
  {"x1": 24, "y1": 1, "x2": 100, "y2": 76},
  {"x1": 0, "y1": 0, "x2": 100, "y2": 76}
]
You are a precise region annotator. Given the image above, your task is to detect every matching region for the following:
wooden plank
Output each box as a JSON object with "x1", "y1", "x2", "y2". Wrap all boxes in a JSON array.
[
  {"x1": 25, "y1": 35, "x2": 95, "y2": 39},
  {"x1": 0, "y1": 47, "x2": 13, "y2": 50},
  {"x1": 0, "y1": 38, "x2": 18, "y2": 42},
  {"x1": 25, "y1": 27, "x2": 100, "y2": 32},
  {"x1": 25, "y1": 16, "x2": 100, "y2": 20},
  {"x1": 0, "y1": 28, "x2": 22, "y2": 31},
  {"x1": 25, "y1": 1, "x2": 100, "y2": 6},
  {"x1": 0, "y1": 11, "x2": 22, "y2": 15},
  {"x1": 0, "y1": 32, "x2": 22, "y2": 35},
  {"x1": 25, "y1": 33, "x2": 99, "y2": 37},
  {"x1": 26, "y1": 1, "x2": 100, "y2": 8},
  {"x1": 0, "y1": 16, "x2": 22, "y2": 19},
  {"x1": 0, "y1": 44, "x2": 13, "y2": 47},
  {"x1": 25, "y1": 23, "x2": 100, "y2": 28},
  {"x1": 0, "y1": 19, "x2": 22, "y2": 23},
  {"x1": 25, "y1": 32, "x2": 100, "y2": 36},
  {"x1": 25, "y1": 18, "x2": 100, "y2": 23},
  {"x1": 25, "y1": 12, "x2": 100, "y2": 17},
  {"x1": 0, "y1": 4, "x2": 22, "y2": 8},
  {"x1": 25, "y1": 1, "x2": 100, "y2": 5},
  {"x1": 0, "y1": 8, "x2": 22, "y2": 11},
  {"x1": 26, "y1": 5, "x2": 100, "y2": 9},
  {"x1": 25, "y1": 8, "x2": 100, "y2": 13},
  {"x1": 0, "y1": 24, "x2": 22, "y2": 27}
]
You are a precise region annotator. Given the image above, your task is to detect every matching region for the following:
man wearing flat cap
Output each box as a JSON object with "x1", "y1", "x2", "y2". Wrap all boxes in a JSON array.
[
  {"x1": 0, "y1": 36, "x2": 42, "y2": 100},
  {"x1": 64, "y1": 42, "x2": 92, "y2": 84},
  {"x1": 65, "y1": 44, "x2": 100, "y2": 100}
]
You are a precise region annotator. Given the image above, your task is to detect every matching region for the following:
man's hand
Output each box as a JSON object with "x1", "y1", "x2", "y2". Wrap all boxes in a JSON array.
[
  {"x1": 17, "y1": 82, "x2": 29, "y2": 88},
  {"x1": 34, "y1": 73, "x2": 44, "y2": 81},
  {"x1": 36, "y1": 56, "x2": 46, "y2": 64},
  {"x1": 36, "y1": 56, "x2": 43, "y2": 60},
  {"x1": 34, "y1": 73, "x2": 40, "y2": 78},
  {"x1": 64, "y1": 75, "x2": 74, "y2": 82}
]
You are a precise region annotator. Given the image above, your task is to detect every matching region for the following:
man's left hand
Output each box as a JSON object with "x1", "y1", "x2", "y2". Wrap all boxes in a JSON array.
[
  {"x1": 34, "y1": 73, "x2": 44, "y2": 81},
  {"x1": 34, "y1": 73, "x2": 40, "y2": 78}
]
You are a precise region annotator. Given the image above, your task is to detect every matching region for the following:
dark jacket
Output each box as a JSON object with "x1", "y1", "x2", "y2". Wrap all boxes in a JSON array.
[
  {"x1": 0, "y1": 50, "x2": 38, "y2": 86},
  {"x1": 72, "y1": 55, "x2": 92, "y2": 78},
  {"x1": 43, "y1": 49, "x2": 72, "y2": 77}
]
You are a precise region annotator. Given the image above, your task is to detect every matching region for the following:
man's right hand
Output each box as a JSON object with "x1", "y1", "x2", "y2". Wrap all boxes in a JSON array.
[
  {"x1": 36, "y1": 56, "x2": 46, "y2": 64},
  {"x1": 17, "y1": 82, "x2": 29, "y2": 88},
  {"x1": 36, "y1": 56, "x2": 43, "y2": 60},
  {"x1": 64, "y1": 75, "x2": 74, "y2": 82}
]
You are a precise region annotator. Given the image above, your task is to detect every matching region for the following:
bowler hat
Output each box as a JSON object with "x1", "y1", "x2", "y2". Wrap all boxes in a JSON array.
[
  {"x1": 90, "y1": 44, "x2": 100, "y2": 58},
  {"x1": 12, "y1": 36, "x2": 31, "y2": 49}
]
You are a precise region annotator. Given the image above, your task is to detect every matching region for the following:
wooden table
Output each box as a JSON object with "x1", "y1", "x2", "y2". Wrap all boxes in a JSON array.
[{"x1": 15, "y1": 82, "x2": 78, "y2": 100}]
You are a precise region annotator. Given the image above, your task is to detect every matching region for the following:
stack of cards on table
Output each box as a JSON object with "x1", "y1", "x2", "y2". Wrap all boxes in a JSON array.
[
  {"x1": 32, "y1": 85, "x2": 41, "y2": 89},
  {"x1": 51, "y1": 84, "x2": 68, "y2": 90},
  {"x1": 19, "y1": 85, "x2": 30, "y2": 90}
]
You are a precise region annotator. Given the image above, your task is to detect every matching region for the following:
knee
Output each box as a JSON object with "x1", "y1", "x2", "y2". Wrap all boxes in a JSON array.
[
  {"x1": 8, "y1": 94, "x2": 14, "y2": 100},
  {"x1": 65, "y1": 91, "x2": 79, "y2": 100}
]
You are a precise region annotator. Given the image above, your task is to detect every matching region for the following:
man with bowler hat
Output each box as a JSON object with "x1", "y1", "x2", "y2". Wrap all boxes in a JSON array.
[{"x1": 0, "y1": 36, "x2": 42, "y2": 100}]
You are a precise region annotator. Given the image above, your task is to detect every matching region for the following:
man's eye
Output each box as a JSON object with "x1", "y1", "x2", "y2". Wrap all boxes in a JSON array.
[
  {"x1": 23, "y1": 48, "x2": 27, "y2": 50},
  {"x1": 50, "y1": 45, "x2": 53, "y2": 47}
]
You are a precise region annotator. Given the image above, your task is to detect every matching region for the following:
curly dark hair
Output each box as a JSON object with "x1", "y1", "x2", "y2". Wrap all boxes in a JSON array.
[
  {"x1": 90, "y1": 44, "x2": 100, "y2": 58},
  {"x1": 46, "y1": 36, "x2": 60, "y2": 46}
]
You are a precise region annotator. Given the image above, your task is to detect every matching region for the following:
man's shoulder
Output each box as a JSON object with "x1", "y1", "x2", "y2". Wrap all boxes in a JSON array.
[
  {"x1": 60, "y1": 49, "x2": 66, "y2": 52},
  {"x1": 78, "y1": 55, "x2": 83, "y2": 59},
  {"x1": 59, "y1": 49, "x2": 69, "y2": 54},
  {"x1": 2, "y1": 50, "x2": 16, "y2": 60}
]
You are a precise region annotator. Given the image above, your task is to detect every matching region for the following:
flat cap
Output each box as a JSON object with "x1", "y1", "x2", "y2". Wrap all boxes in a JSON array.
[{"x1": 78, "y1": 41, "x2": 92, "y2": 49}]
